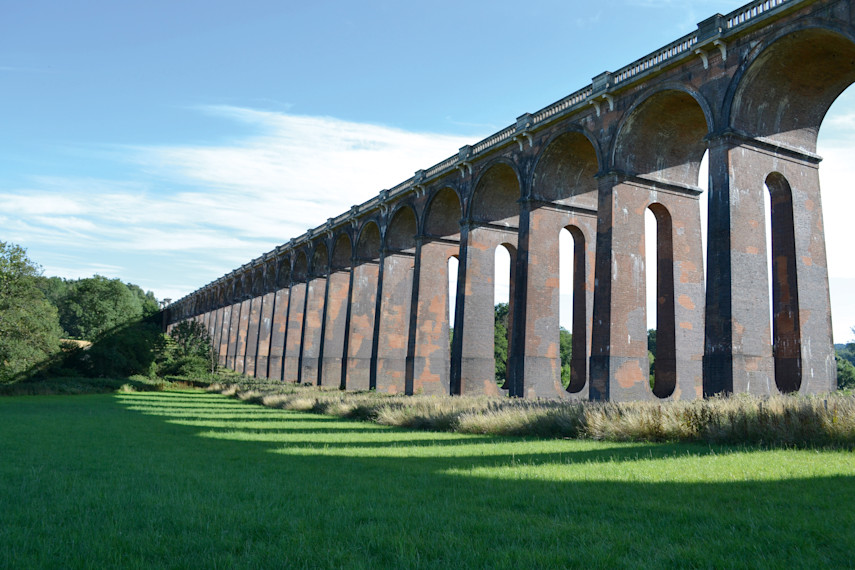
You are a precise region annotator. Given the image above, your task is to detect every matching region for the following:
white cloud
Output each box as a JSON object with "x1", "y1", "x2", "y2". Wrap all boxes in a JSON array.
[{"x1": 0, "y1": 107, "x2": 481, "y2": 301}]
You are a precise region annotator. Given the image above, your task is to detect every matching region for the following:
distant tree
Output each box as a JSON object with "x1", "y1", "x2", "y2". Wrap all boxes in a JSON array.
[
  {"x1": 0, "y1": 242, "x2": 62, "y2": 382},
  {"x1": 158, "y1": 320, "x2": 217, "y2": 377},
  {"x1": 60, "y1": 275, "x2": 144, "y2": 340},
  {"x1": 648, "y1": 329, "x2": 657, "y2": 389},
  {"x1": 838, "y1": 353, "x2": 855, "y2": 390},
  {"x1": 126, "y1": 283, "x2": 160, "y2": 317},
  {"x1": 838, "y1": 328, "x2": 855, "y2": 368},
  {"x1": 559, "y1": 327, "x2": 572, "y2": 388},
  {"x1": 494, "y1": 303, "x2": 509, "y2": 384}
]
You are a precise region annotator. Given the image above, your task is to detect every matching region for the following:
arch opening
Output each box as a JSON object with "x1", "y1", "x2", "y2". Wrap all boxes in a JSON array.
[
  {"x1": 765, "y1": 172, "x2": 802, "y2": 393},
  {"x1": 532, "y1": 131, "x2": 598, "y2": 209},
  {"x1": 356, "y1": 222, "x2": 382, "y2": 262},
  {"x1": 386, "y1": 207, "x2": 418, "y2": 253},
  {"x1": 732, "y1": 28, "x2": 855, "y2": 153},
  {"x1": 559, "y1": 226, "x2": 587, "y2": 393},
  {"x1": 647, "y1": 203, "x2": 676, "y2": 399},
  {"x1": 614, "y1": 90, "x2": 709, "y2": 186},
  {"x1": 425, "y1": 188, "x2": 462, "y2": 239},
  {"x1": 494, "y1": 244, "x2": 515, "y2": 388},
  {"x1": 471, "y1": 164, "x2": 521, "y2": 227},
  {"x1": 330, "y1": 233, "x2": 353, "y2": 271}
]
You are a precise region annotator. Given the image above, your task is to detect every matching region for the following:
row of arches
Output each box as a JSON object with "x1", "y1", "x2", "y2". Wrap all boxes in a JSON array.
[{"x1": 170, "y1": 11, "x2": 848, "y2": 400}]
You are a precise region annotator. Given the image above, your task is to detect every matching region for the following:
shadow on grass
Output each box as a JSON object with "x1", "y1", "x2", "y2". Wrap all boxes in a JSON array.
[{"x1": 86, "y1": 391, "x2": 855, "y2": 568}]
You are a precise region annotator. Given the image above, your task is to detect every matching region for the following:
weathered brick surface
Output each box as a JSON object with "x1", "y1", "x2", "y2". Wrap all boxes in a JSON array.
[
  {"x1": 283, "y1": 283, "x2": 306, "y2": 383},
  {"x1": 320, "y1": 270, "x2": 350, "y2": 388},
  {"x1": 346, "y1": 262, "x2": 379, "y2": 391},
  {"x1": 412, "y1": 240, "x2": 457, "y2": 395},
  {"x1": 375, "y1": 253, "x2": 414, "y2": 394},
  {"x1": 457, "y1": 225, "x2": 516, "y2": 396},
  {"x1": 267, "y1": 288, "x2": 289, "y2": 381},
  {"x1": 254, "y1": 292, "x2": 275, "y2": 378},
  {"x1": 300, "y1": 276, "x2": 327, "y2": 385},
  {"x1": 244, "y1": 296, "x2": 262, "y2": 376}
]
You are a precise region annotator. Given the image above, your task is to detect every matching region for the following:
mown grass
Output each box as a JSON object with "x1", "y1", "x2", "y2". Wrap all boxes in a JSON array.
[{"x1": 1, "y1": 390, "x2": 853, "y2": 568}]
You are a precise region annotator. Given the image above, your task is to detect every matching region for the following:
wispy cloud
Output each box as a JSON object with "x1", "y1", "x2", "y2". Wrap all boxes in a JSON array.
[{"x1": 0, "y1": 107, "x2": 481, "y2": 298}]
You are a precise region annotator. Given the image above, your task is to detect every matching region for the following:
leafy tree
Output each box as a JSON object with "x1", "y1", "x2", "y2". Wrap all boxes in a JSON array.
[
  {"x1": 559, "y1": 327, "x2": 572, "y2": 388},
  {"x1": 648, "y1": 329, "x2": 657, "y2": 389},
  {"x1": 60, "y1": 275, "x2": 144, "y2": 340},
  {"x1": 158, "y1": 320, "x2": 217, "y2": 377},
  {"x1": 838, "y1": 353, "x2": 855, "y2": 390},
  {"x1": 494, "y1": 303, "x2": 509, "y2": 384},
  {"x1": 0, "y1": 242, "x2": 63, "y2": 382},
  {"x1": 126, "y1": 283, "x2": 160, "y2": 317}
]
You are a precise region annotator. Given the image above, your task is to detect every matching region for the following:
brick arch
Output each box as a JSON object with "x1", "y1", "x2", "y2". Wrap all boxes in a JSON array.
[
  {"x1": 531, "y1": 130, "x2": 600, "y2": 208},
  {"x1": 765, "y1": 171, "x2": 801, "y2": 394},
  {"x1": 276, "y1": 255, "x2": 291, "y2": 288},
  {"x1": 385, "y1": 205, "x2": 418, "y2": 253},
  {"x1": 292, "y1": 250, "x2": 309, "y2": 282},
  {"x1": 729, "y1": 23, "x2": 855, "y2": 152},
  {"x1": 424, "y1": 187, "x2": 462, "y2": 239},
  {"x1": 331, "y1": 232, "x2": 353, "y2": 270},
  {"x1": 310, "y1": 242, "x2": 329, "y2": 277},
  {"x1": 231, "y1": 276, "x2": 243, "y2": 302},
  {"x1": 264, "y1": 261, "x2": 277, "y2": 293},
  {"x1": 469, "y1": 161, "x2": 521, "y2": 226},
  {"x1": 356, "y1": 220, "x2": 382, "y2": 261},
  {"x1": 646, "y1": 201, "x2": 676, "y2": 400},
  {"x1": 251, "y1": 267, "x2": 263, "y2": 296},
  {"x1": 613, "y1": 87, "x2": 711, "y2": 187}
]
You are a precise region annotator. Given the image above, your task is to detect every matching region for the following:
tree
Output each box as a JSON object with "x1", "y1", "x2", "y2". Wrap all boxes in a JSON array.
[
  {"x1": 0, "y1": 242, "x2": 62, "y2": 382},
  {"x1": 60, "y1": 275, "x2": 144, "y2": 340},
  {"x1": 494, "y1": 303, "x2": 509, "y2": 384},
  {"x1": 838, "y1": 353, "x2": 855, "y2": 390},
  {"x1": 559, "y1": 327, "x2": 572, "y2": 388},
  {"x1": 158, "y1": 320, "x2": 218, "y2": 377}
]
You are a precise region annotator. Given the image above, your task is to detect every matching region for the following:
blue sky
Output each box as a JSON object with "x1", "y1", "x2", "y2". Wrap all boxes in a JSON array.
[{"x1": 2, "y1": 0, "x2": 854, "y2": 342}]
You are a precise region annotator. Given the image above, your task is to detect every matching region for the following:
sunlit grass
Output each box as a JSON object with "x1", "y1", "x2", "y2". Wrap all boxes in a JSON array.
[{"x1": 1, "y1": 390, "x2": 853, "y2": 568}]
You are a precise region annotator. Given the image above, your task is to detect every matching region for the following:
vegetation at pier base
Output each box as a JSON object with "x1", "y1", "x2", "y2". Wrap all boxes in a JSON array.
[
  {"x1": 208, "y1": 380, "x2": 855, "y2": 448},
  {"x1": 1, "y1": 390, "x2": 853, "y2": 568}
]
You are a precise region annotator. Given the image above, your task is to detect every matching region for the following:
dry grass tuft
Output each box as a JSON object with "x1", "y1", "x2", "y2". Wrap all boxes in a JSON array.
[{"x1": 208, "y1": 379, "x2": 855, "y2": 447}]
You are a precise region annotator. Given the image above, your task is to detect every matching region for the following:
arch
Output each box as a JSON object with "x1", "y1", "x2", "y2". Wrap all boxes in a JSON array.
[
  {"x1": 765, "y1": 171, "x2": 801, "y2": 393},
  {"x1": 424, "y1": 187, "x2": 462, "y2": 238},
  {"x1": 276, "y1": 256, "x2": 291, "y2": 289},
  {"x1": 647, "y1": 202, "x2": 676, "y2": 399},
  {"x1": 730, "y1": 24, "x2": 855, "y2": 152},
  {"x1": 252, "y1": 267, "x2": 263, "y2": 296},
  {"x1": 293, "y1": 250, "x2": 309, "y2": 283},
  {"x1": 356, "y1": 220, "x2": 382, "y2": 261},
  {"x1": 331, "y1": 233, "x2": 353, "y2": 270},
  {"x1": 563, "y1": 224, "x2": 588, "y2": 394},
  {"x1": 531, "y1": 130, "x2": 600, "y2": 208},
  {"x1": 470, "y1": 162, "x2": 521, "y2": 226},
  {"x1": 232, "y1": 278, "x2": 243, "y2": 302},
  {"x1": 310, "y1": 242, "x2": 329, "y2": 277},
  {"x1": 264, "y1": 261, "x2": 277, "y2": 292},
  {"x1": 385, "y1": 205, "x2": 418, "y2": 253},
  {"x1": 613, "y1": 87, "x2": 711, "y2": 186}
]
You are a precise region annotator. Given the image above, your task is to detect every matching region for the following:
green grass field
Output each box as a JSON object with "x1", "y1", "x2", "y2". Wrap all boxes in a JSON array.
[{"x1": 1, "y1": 390, "x2": 853, "y2": 568}]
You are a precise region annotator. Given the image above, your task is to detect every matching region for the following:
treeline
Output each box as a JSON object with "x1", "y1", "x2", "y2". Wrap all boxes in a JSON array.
[{"x1": 0, "y1": 241, "x2": 214, "y2": 384}]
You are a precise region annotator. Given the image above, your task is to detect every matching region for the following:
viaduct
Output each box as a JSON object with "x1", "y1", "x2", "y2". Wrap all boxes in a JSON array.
[{"x1": 166, "y1": 0, "x2": 851, "y2": 401}]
